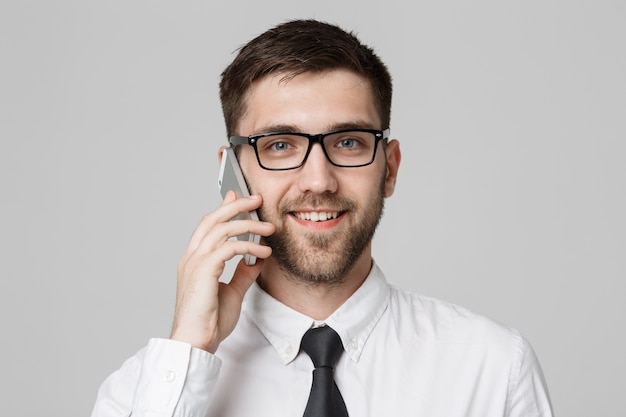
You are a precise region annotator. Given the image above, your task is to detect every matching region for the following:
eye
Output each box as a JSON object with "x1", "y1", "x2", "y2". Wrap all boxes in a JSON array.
[
  {"x1": 333, "y1": 133, "x2": 370, "y2": 150},
  {"x1": 337, "y1": 138, "x2": 359, "y2": 149},
  {"x1": 269, "y1": 141, "x2": 291, "y2": 152},
  {"x1": 257, "y1": 135, "x2": 304, "y2": 154}
]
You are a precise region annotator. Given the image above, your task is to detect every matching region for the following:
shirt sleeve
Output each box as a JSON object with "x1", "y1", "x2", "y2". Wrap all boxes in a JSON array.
[
  {"x1": 506, "y1": 333, "x2": 554, "y2": 417},
  {"x1": 91, "y1": 338, "x2": 222, "y2": 417}
]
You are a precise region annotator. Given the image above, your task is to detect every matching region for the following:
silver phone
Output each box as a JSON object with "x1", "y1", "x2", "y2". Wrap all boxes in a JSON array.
[{"x1": 218, "y1": 147, "x2": 261, "y2": 265}]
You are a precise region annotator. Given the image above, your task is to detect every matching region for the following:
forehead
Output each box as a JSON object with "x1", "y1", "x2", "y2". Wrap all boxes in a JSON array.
[{"x1": 238, "y1": 69, "x2": 381, "y2": 135}]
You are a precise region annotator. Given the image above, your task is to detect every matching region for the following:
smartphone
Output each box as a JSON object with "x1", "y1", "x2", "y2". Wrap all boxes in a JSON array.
[{"x1": 218, "y1": 147, "x2": 261, "y2": 265}]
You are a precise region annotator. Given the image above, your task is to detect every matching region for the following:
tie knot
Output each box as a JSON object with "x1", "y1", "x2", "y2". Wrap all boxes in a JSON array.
[{"x1": 301, "y1": 325, "x2": 344, "y2": 368}]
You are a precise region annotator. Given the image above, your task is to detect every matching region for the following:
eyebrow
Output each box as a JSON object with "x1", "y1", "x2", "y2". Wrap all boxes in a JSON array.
[{"x1": 250, "y1": 120, "x2": 379, "y2": 136}]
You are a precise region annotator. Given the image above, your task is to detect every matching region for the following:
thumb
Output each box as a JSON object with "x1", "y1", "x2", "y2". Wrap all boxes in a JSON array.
[{"x1": 227, "y1": 258, "x2": 264, "y2": 300}]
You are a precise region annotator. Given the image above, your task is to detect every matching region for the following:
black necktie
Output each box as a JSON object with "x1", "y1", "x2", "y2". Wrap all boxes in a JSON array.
[{"x1": 301, "y1": 325, "x2": 349, "y2": 417}]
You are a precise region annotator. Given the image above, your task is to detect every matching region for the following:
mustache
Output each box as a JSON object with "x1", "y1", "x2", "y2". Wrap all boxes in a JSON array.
[{"x1": 280, "y1": 194, "x2": 356, "y2": 213}]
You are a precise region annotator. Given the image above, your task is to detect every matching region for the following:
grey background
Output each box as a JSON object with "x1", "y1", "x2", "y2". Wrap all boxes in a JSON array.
[{"x1": 1, "y1": 1, "x2": 624, "y2": 416}]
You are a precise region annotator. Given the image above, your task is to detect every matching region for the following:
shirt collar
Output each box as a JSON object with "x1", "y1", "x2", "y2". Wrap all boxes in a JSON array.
[{"x1": 245, "y1": 262, "x2": 390, "y2": 365}]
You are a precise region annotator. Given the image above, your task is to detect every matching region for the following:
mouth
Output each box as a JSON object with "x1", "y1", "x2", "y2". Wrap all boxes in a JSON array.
[{"x1": 291, "y1": 211, "x2": 342, "y2": 222}]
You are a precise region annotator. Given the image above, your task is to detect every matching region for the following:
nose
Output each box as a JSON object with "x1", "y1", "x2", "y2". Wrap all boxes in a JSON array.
[{"x1": 297, "y1": 143, "x2": 338, "y2": 194}]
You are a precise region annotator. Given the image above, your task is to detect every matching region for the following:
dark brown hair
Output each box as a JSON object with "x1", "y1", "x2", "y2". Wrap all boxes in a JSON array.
[{"x1": 219, "y1": 19, "x2": 393, "y2": 136}]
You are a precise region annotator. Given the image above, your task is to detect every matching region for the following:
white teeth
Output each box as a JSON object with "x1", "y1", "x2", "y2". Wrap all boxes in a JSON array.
[{"x1": 294, "y1": 211, "x2": 339, "y2": 221}]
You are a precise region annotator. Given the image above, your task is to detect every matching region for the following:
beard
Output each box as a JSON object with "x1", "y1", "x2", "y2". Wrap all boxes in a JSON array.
[{"x1": 258, "y1": 173, "x2": 386, "y2": 286}]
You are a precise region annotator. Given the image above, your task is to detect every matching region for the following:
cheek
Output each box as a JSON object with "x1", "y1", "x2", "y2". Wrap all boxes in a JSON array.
[
  {"x1": 237, "y1": 152, "x2": 292, "y2": 201},
  {"x1": 253, "y1": 180, "x2": 292, "y2": 224},
  {"x1": 242, "y1": 168, "x2": 290, "y2": 206},
  {"x1": 354, "y1": 163, "x2": 387, "y2": 193}
]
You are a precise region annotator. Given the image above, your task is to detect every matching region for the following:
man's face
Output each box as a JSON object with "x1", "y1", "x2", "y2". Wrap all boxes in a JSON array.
[{"x1": 236, "y1": 69, "x2": 396, "y2": 284}]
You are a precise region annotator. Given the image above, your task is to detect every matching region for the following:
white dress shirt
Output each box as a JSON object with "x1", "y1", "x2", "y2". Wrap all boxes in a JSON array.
[{"x1": 91, "y1": 263, "x2": 553, "y2": 417}]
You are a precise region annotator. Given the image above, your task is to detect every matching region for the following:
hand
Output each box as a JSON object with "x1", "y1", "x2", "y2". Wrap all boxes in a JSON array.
[{"x1": 170, "y1": 191, "x2": 275, "y2": 353}]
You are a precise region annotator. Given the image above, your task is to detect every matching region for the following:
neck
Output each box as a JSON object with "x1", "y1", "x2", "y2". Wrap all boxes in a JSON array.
[{"x1": 257, "y1": 249, "x2": 373, "y2": 321}]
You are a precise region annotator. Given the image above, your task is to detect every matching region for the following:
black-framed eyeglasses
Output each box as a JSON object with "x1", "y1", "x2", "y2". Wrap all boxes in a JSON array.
[{"x1": 229, "y1": 128, "x2": 390, "y2": 171}]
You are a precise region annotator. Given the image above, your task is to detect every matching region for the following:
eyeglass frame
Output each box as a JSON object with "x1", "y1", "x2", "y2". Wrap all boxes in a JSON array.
[{"x1": 228, "y1": 128, "x2": 390, "y2": 171}]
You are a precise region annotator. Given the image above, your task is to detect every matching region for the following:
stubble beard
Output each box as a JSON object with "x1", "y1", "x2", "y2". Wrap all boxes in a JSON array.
[{"x1": 259, "y1": 175, "x2": 386, "y2": 286}]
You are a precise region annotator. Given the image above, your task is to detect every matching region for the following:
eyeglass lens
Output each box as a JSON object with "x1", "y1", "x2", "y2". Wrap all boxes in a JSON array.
[{"x1": 255, "y1": 131, "x2": 378, "y2": 169}]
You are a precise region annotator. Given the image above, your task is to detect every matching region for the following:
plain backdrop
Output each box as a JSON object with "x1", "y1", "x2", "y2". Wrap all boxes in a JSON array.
[{"x1": 1, "y1": 1, "x2": 624, "y2": 416}]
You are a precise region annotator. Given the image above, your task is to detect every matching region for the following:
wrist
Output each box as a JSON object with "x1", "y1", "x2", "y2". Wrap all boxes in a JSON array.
[{"x1": 170, "y1": 327, "x2": 220, "y2": 354}]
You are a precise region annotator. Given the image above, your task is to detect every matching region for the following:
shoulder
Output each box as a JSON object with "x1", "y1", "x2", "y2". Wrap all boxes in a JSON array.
[
  {"x1": 379, "y1": 287, "x2": 553, "y2": 414},
  {"x1": 386, "y1": 285, "x2": 526, "y2": 350}
]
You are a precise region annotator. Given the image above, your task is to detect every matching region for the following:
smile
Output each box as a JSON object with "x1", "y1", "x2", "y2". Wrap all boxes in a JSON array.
[{"x1": 292, "y1": 211, "x2": 340, "y2": 222}]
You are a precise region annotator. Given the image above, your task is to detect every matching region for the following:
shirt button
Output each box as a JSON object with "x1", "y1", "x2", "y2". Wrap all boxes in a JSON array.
[
  {"x1": 285, "y1": 346, "x2": 293, "y2": 355},
  {"x1": 348, "y1": 339, "x2": 358, "y2": 351},
  {"x1": 162, "y1": 370, "x2": 176, "y2": 383}
]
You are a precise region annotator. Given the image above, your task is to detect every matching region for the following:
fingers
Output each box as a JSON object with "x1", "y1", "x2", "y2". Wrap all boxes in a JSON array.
[
  {"x1": 179, "y1": 191, "x2": 274, "y2": 282},
  {"x1": 177, "y1": 192, "x2": 274, "y2": 298},
  {"x1": 171, "y1": 192, "x2": 275, "y2": 352},
  {"x1": 201, "y1": 237, "x2": 273, "y2": 266},
  {"x1": 186, "y1": 193, "x2": 270, "y2": 253}
]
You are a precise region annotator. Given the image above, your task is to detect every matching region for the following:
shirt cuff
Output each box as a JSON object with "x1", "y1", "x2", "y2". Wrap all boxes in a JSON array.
[{"x1": 133, "y1": 338, "x2": 221, "y2": 417}]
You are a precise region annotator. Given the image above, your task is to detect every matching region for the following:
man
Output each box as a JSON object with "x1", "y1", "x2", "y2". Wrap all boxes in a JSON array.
[{"x1": 92, "y1": 19, "x2": 553, "y2": 416}]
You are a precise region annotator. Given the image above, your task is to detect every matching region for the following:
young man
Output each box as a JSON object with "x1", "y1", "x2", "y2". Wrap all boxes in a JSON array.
[{"x1": 92, "y1": 19, "x2": 553, "y2": 416}]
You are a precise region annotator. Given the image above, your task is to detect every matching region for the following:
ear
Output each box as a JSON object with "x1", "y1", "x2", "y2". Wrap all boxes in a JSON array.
[
  {"x1": 218, "y1": 145, "x2": 228, "y2": 164},
  {"x1": 383, "y1": 139, "x2": 401, "y2": 198}
]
